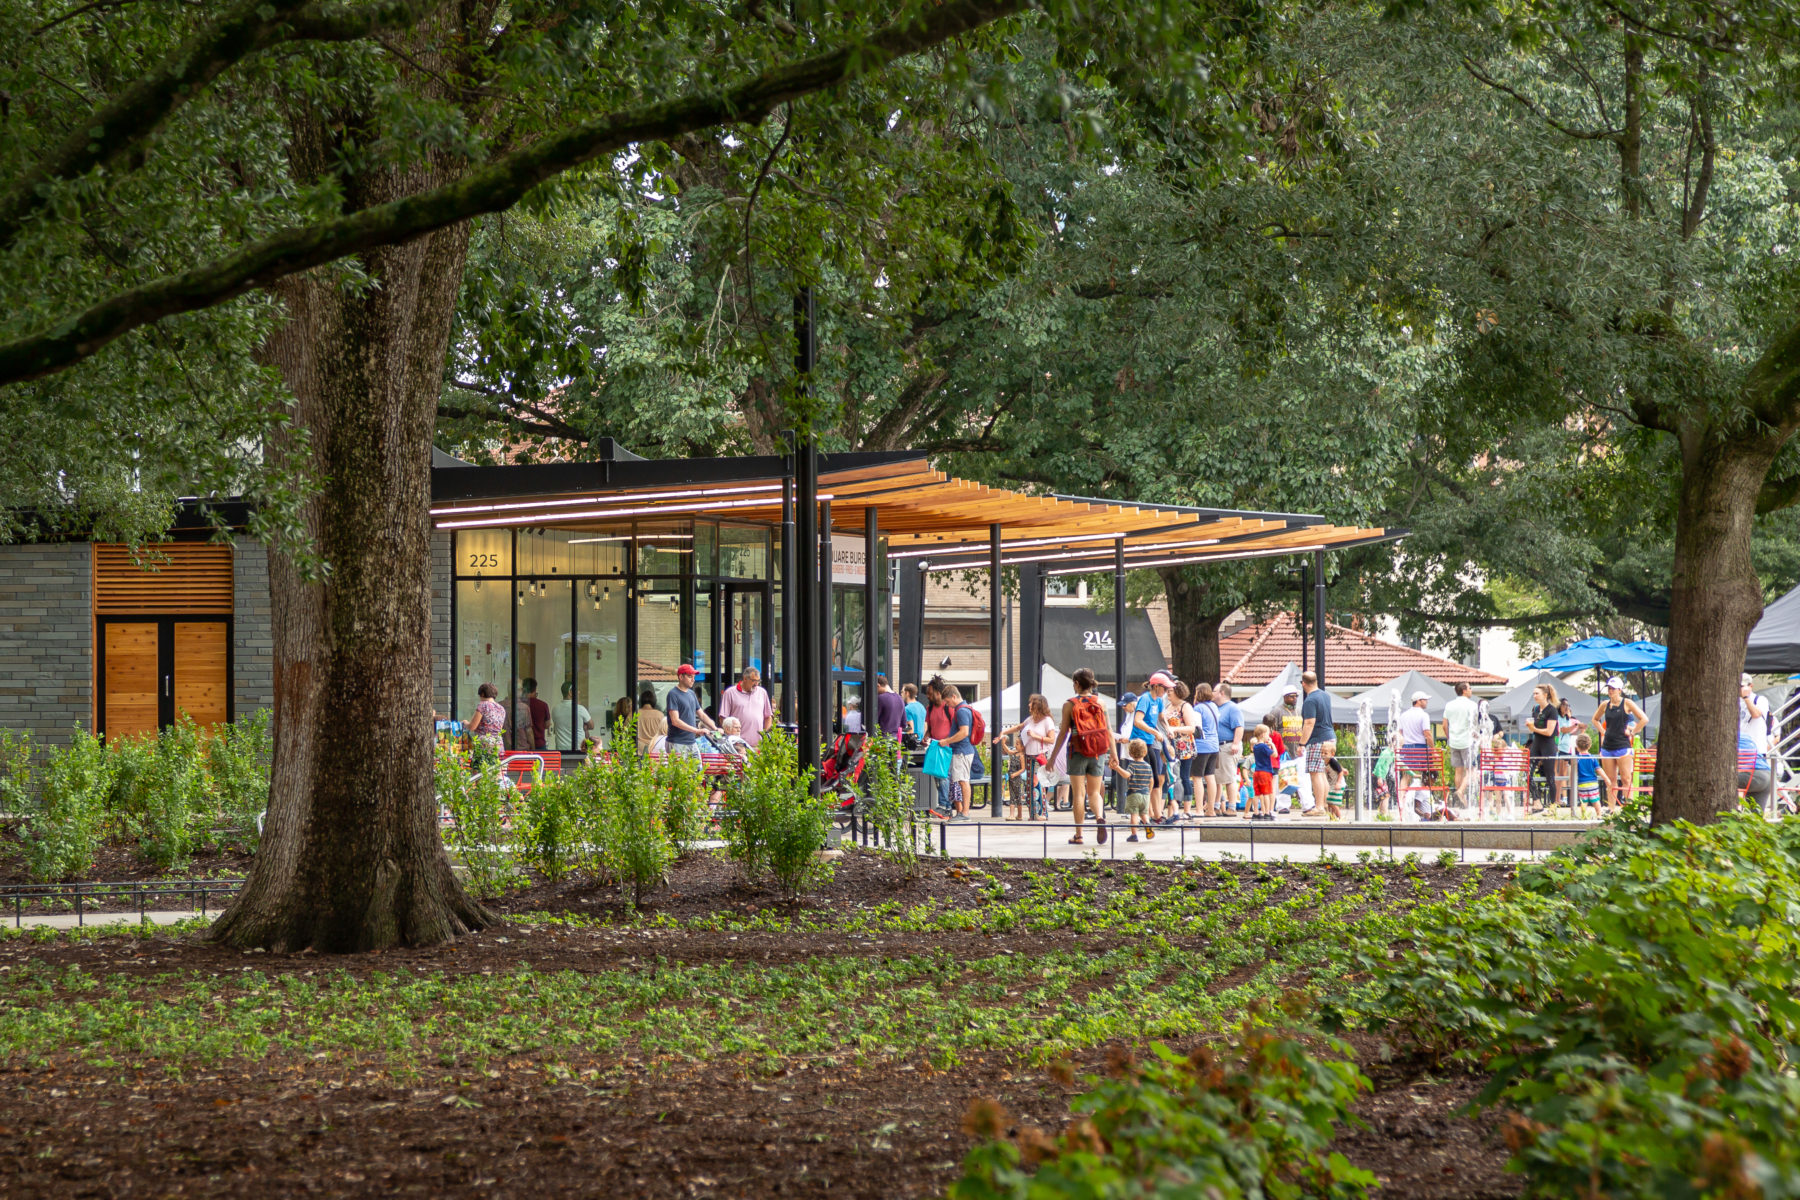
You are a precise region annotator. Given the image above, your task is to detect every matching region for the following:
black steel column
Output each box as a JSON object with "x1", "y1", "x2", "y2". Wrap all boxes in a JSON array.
[
  {"x1": 1113, "y1": 538, "x2": 1127, "y2": 698},
  {"x1": 1313, "y1": 549, "x2": 1327, "y2": 688},
  {"x1": 864, "y1": 503, "x2": 879, "y2": 732},
  {"x1": 1298, "y1": 563, "x2": 1309, "y2": 677},
  {"x1": 1019, "y1": 561, "x2": 1043, "y2": 701},
  {"x1": 819, "y1": 498, "x2": 834, "y2": 745},
  {"x1": 780, "y1": 452, "x2": 796, "y2": 721},
  {"x1": 793, "y1": 289, "x2": 820, "y2": 786},
  {"x1": 1114, "y1": 538, "x2": 1127, "y2": 810},
  {"x1": 898, "y1": 559, "x2": 925, "y2": 687},
  {"x1": 989, "y1": 523, "x2": 1004, "y2": 816}
]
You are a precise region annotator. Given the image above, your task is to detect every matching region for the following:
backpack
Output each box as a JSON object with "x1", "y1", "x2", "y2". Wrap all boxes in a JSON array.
[
  {"x1": 1070, "y1": 695, "x2": 1110, "y2": 758},
  {"x1": 957, "y1": 703, "x2": 986, "y2": 750}
]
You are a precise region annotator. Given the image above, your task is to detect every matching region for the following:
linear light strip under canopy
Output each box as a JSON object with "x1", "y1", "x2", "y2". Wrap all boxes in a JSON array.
[
  {"x1": 884, "y1": 521, "x2": 1237, "y2": 559},
  {"x1": 430, "y1": 481, "x2": 784, "y2": 518},
  {"x1": 1042, "y1": 545, "x2": 1332, "y2": 574},
  {"x1": 433, "y1": 494, "x2": 833, "y2": 530},
  {"x1": 921, "y1": 536, "x2": 1235, "y2": 572}
]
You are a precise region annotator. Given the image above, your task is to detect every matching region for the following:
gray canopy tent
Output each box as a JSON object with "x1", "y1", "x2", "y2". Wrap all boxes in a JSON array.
[
  {"x1": 1488, "y1": 671, "x2": 1577, "y2": 732},
  {"x1": 1745, "y1": 582, "x2": 1800, "y2": 674},
  {"x1": 1346, "y1": 670, "x2": 1459, "y2": 725}
]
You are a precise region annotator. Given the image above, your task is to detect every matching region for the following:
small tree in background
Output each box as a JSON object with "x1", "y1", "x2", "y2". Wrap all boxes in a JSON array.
[
  {"x1": 863, "y1": 732, "x2": 924, "y2": 880},
  {"x1": 722, "y1": 729, "x2": 834, "y2": 901}
]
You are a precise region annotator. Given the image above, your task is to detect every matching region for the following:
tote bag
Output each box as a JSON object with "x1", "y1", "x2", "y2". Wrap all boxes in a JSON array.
[{"x1": 922, "y1": 740, "x2": 953, "y2": 779}]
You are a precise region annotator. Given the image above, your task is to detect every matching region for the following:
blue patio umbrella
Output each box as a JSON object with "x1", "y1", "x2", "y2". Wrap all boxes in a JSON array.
[
  {"x1": 1526, "y1": 637, "x2": 1626, "y2": 671},
  {"x1": 1604, "y1": 640, "x2": 1667, "y2": 671}
]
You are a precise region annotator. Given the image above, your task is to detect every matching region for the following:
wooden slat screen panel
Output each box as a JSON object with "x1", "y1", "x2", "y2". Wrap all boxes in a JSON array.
[
  {"x1": 103, "y1": 622, "x2": 160, "y2": 740},
  {"x1": 173, "y1": 622, "x2": 229, "y2": 729},
  {"x1": 94, "y1": 543, "x2": 233, "y2": 614}
]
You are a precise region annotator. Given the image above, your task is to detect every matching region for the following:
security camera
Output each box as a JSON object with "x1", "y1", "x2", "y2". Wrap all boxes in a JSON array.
[{"x1": 938, "y1": 655, "x2": 953, "y2": 669}]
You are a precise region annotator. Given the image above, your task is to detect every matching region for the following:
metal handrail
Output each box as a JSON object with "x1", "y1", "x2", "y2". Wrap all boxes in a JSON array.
[{"x1": 0, "y1": 879, "x2": 241, "y2": 927}]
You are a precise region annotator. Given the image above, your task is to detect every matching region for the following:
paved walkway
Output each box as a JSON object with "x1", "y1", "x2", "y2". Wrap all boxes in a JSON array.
[
  {"x1": 862, "y1": 809, "x2": 1583, "y2": 863},
  {"x1": 7, "y1": 910, "x2": 219, "y2": 930}
]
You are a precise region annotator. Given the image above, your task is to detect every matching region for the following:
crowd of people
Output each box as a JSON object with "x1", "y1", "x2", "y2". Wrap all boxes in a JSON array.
[{"x1": 902, "y1": 667, "x2": 1353, "y2": 840}]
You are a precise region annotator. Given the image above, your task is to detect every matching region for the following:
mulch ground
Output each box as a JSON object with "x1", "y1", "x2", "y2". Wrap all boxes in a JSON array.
[{"x1": 0, "y1": 853, "x2": 1521, "y2": 1199}]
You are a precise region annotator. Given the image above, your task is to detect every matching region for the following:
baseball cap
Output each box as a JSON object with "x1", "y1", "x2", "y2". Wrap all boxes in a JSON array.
[
  {"x1": 1120, "y1": 691, "x2": 1139, "y2": 707},
  {"x1": 1605, "y1": 676, "x2": 1625, "y2": 690},
  {"x1": 1411, "y1": 690, "x2": 1431, "y2": 703},
  {"x1": 1742, "y1": 673, "x2": 1754, "y2": 687},
  {"x1": 676, "y1": 664, "x2": 696, "y2": 677}
]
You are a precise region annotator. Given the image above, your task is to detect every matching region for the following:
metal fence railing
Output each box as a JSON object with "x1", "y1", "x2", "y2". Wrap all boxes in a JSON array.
[{"x1": 0, "y1": 880, "x2": 242, "y2": 927}]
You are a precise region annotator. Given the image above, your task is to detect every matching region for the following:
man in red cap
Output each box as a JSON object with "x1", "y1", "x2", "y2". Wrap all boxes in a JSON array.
[{"x1": 666, "y1": 663, "x2": 719, "y2": 759}]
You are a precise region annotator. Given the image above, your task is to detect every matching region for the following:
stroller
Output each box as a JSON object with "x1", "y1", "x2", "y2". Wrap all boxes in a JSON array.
[{"x1": 821, "y1": 730, "x2": 869, "y2": 809}]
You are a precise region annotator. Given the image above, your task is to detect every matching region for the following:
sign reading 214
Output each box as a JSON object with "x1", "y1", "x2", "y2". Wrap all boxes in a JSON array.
[{"x1": 1082, "y1": 630, "x2": 1115, "y2": 651}]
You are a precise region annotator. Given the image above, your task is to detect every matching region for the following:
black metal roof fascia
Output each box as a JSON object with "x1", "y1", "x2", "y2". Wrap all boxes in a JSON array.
[
  {"x1": 1049, "y1": 493, "x2": 1329, "y2": 526},
  {"x1": 430, "y1": 449, "x2": 923, "y2": 504}
]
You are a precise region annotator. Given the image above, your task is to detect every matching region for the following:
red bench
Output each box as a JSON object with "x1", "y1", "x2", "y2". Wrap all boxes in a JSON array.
[{"x1": 1478, "y1": 748, "x2": 1531, "y2": 815}]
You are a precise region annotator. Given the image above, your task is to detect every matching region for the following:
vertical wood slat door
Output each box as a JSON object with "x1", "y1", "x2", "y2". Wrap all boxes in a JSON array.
[
  {"x1": 173, "y1": 622, "x2": 229, "y2": 729},
  {"x1": 103, "y1": 623, "x2": 161, "y2": 741}
]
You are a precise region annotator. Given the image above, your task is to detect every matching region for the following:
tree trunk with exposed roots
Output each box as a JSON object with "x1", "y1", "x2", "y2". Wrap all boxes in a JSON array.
[{"x1": 209, "y1": 39, "x2": 493, "y2": 949}]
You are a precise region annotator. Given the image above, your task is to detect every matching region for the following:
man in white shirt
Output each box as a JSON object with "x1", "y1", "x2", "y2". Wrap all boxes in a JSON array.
[
  {"x1": 1444, "y1": 681, "x2": 1480, "y2": 812},
  {"x1": 1396, "y1": 692, "x2": 1434, "y2": 814}
]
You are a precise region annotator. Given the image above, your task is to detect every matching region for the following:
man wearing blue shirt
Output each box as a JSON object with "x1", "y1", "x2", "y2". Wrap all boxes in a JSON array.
[
  {"x1": 1297, "y1": 670, "x2": 1337, "y2": 817},
  {"x1": 1214, "y1": 682, "x2": 1243, "y2": 817},
  {"x1": 902, "y1": 683, "x2": 928, "y2": 745}
]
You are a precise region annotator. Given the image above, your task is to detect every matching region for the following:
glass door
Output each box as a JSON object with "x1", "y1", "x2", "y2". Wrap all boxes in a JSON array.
[{"x1": 722, "y1": 585, "x2": 770, "y2": 691}]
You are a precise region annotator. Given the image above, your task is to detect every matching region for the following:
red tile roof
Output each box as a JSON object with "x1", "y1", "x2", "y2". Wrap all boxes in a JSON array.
[{"x1": 1221, "y1": 612, "x2": 1508, "y2": 689}]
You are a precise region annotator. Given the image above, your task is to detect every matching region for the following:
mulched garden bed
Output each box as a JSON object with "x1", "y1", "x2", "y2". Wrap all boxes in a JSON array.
[{"x1": 0, "y1": 853, "x2": 1521, "y2": 1198}]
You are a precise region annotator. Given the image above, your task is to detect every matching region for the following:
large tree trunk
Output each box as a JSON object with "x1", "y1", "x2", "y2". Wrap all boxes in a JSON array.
[
  {"x1": 210, "y1": 39, "x2": 493, "y2": 949},
  {"x1": 1652, "y1": 426, "x2": 1775, "y2": 825},
  {"x1": 1159, "y1": 567, "x2": 1230, "y2": 685}
]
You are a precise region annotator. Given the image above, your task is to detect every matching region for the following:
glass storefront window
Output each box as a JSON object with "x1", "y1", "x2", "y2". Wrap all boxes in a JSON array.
[
  {"x1": 693, "y1": 523, "x2": 717, "y2": 577},
  {"x1": 834, "y1": 586, "x2": 866, "y2": 672},
  {"x1": 455, "y1": 579, "x2": 511, "y2": 720},
  {"x1": 457, "y1": 529, "x2": 511, "y2": 577},
  {"x1": 719, "y1": 524, "x2": 768, "y2": 579},
  {"x1": 560, "y1": 525, "x2": 630, "y2": 577},
  {"x1": 516, "y1": 579, "x2": 573, "y2": 750},
  {"x1": 637, "y1": 520, "x2": 694, "y2": 575},
  {"x1": 575, "y1": 586, "x2": 628, "y2": 752},
  {"x1": 694, "y1": 584, "x2": 714, "y2": 714},
  {"x1": 636, "y1": 579, "x2": 684, "y2": 707}
]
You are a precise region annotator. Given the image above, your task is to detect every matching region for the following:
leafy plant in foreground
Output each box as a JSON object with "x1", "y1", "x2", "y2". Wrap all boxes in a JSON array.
[
  {"x1": 205, "y1": 708, "x2": 271, "y2": 853},
  {"x1": 952, "y1": 1010, "x2": 1373, "y2": 1199},
  {"x1": 656, "y1": 752, "x2": 711, "y2": 857},
  {"x1": 518, "y1": 766, "x2": 578, "y2": 883},
  {"x1": 1355, "y1": 815, "x2": 1800, "y2": 1198},
  {"x1": 133, "y1": 715, "x2": 209, "y2": 867}
]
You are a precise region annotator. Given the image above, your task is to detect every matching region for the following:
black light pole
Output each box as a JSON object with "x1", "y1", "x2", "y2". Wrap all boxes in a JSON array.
[
  {"x1": 793, "y1": 289, "x2": 821, "y2": 786},
  {"x1": 1313, "y1": 550, "x2": 1328, "y2": 688},
  {"x1": 989, "y1": 523, "x2": 1004, "y2": 816},
  {"x1": 863, "y1": 503, "x2": 878, "y2": 733},
  {"x1": 1297, "y1": 563, "x2": 1309, "y2": 675},
  {"x1": 1114, "y1": 538, "x2": 1127, "y2": 809},
  {"x1": 780, "y1": 446, "x2": 796, "y2": 721},
  {"x1": 819, "y1": 498, "x2": 833, "y2": 746},
  {"x1": 1019, "y1": 562, "x2": 1043, "y2": 701}
]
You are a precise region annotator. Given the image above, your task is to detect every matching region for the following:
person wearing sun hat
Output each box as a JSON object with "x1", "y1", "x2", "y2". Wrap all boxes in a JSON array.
[
  {"x1": 1133, "y1": 671, "x2": 1175, "y2": 821},
  {"x1": 1590, "y1": 677, "x2": 1647, "y2": 812}
]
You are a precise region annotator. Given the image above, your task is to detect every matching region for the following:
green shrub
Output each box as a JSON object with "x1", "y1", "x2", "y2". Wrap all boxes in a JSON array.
[
  {"x1": 518, "y1": 766, "x2": 578, "y2": 883},
  {"x1": 436, "y1": 742, "x2": 519, "y2": 898},
  {"x1": 862, "y1": 732, "x2": 922, "y2": 879},
  {"x1": 722, "y1": 729, "x2": 832, "y2": 901},
  {"x1": 595, "y1": 747, "x2": 675, "y2": 909},
  {"x1": 0, "y1": 728, "x2": 34, "y2": 815},
  {"x1": 952, "y1": 1015, "x2": 1374, "y2": 1199},
  {"x1": 1353, "y1": 814, "x2": 1800, "y2": 1198},
  {"x1": 132, "y1": 715, "x2": 210, "y2": 867},
  {"x1": 206, "y1": 709, "x2": 271, "y2": 853},
  {"x1": 20, "y1": 729, "x2": 114, "y2": 882},
  {"x1": 657, "y1": 753, "x2": 712, "y2": 856}
]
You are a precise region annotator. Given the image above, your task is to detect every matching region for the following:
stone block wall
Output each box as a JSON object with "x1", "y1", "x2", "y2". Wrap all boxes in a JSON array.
[
  {"x1": 432, "y1": 532, "x2": 452, "y2": 715},
  {"x1": 233, "y1": 539, "x2": 273, "y2": 717},
  {"x1": 0, "y1": 543, "x2": 92, "y2": 746}
]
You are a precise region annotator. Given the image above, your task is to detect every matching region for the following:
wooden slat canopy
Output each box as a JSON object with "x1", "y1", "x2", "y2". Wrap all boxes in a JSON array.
[{"x1": 429, "y1": 452, "x2": 1403, "y2": 568}]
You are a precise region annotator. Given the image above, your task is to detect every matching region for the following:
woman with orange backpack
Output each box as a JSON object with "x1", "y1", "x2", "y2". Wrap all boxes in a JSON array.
[{"x1": 1049, "y1": 667, "x2": 1116, "y2": 845}]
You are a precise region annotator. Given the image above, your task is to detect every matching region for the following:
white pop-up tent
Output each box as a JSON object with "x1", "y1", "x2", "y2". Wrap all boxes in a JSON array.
[
  {"x1": 968, "y1": 664, "x2": 1119, "y2": 728},
  {"x1": 1234, "y1": 663, "x2": 1304, "y2": 726}
]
